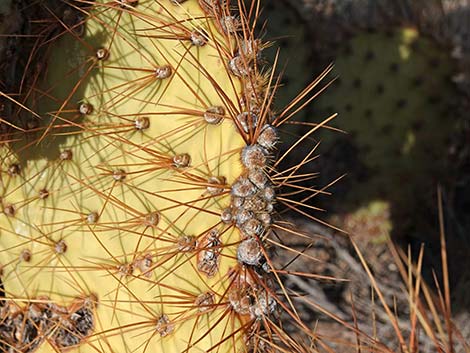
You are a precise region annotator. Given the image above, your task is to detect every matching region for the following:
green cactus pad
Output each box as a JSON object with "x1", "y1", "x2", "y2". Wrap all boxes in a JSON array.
[
  {"x1": 315, "y1": 27, "x2": 458, "y2": 235},
  {"x1": 0, "y1": 1, "x2": 282, "y2": 352}
]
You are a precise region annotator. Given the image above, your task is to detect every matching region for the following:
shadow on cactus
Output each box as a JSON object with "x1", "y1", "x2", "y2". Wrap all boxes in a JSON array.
[{"x1": 0, "y1": 1, "x2": 339, "y2": 353}]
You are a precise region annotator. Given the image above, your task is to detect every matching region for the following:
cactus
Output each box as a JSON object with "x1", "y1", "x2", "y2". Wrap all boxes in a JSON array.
[
  {"x1": 0, "y1": 1, "x2": 320, "y2": 352},
  {"x1": 260, "y1": 0, "x2": 468, "y2": 241},
  {"x1": 315, "y1": 27, "x2": 457, "y2": 217},
  {"x1": 272, "y1": 0, "x2": 465, "y2": 241}
]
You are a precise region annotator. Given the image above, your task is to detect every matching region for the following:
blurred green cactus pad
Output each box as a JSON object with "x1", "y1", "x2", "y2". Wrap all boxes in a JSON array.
[{"x1": 314, "y1": 27, "x2": 459, "y2": 237}]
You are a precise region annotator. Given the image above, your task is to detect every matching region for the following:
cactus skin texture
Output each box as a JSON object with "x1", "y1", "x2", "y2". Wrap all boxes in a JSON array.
[{"x1": 0, "y1": 1, "x2": 309, "y2": 352}]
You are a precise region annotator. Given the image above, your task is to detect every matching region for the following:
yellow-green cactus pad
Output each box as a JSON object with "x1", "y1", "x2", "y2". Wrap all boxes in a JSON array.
[{"x1": 0, "y1": 1, "x2": 313, "y2": 352}]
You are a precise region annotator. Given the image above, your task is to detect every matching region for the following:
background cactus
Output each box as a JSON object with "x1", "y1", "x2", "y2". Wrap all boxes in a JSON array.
[
  {"x1": 265, "y1": 0, "x2": 469, "y2": 255},
  {"x1": 314, "y1": 26, "x2": 459, "y2": 237},
  {"x1": 249, "y1": 1, "x2": 470, "y2": 351},
  {"x1": 0, "y1": 1, "x2": 320, "y2": 352}
]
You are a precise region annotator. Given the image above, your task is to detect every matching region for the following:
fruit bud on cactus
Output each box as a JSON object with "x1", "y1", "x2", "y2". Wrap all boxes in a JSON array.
[{"x1": 0, "y1": 1, "x2": 330, "y2": 352}]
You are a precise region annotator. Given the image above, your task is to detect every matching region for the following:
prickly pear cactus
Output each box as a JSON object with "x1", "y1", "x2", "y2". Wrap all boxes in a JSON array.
[
  {"x1": 272, "y1": 2, "x2": 467, "y2": 236},
  {"x1": 314, "y1": 27, "x2": 458, "y2": 236},
  {"x1": 0, "y1": 1, "x2": 309, "y2": 352}
]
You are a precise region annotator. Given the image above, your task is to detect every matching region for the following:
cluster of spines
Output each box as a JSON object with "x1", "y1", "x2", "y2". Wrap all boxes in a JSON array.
[{"x1": 195, "y1": 0, "x2": 283, "y2": 337}]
